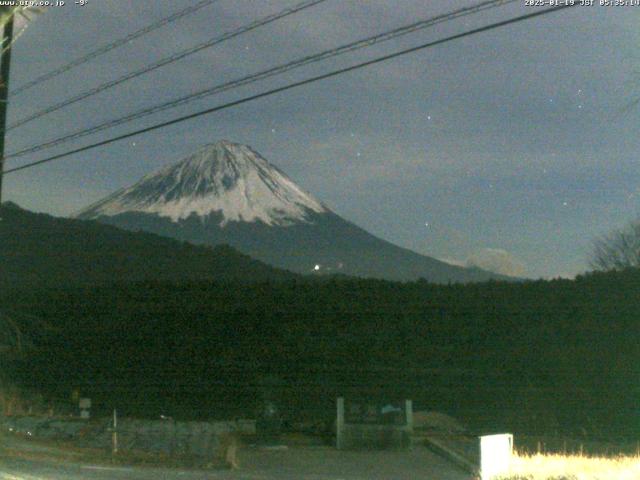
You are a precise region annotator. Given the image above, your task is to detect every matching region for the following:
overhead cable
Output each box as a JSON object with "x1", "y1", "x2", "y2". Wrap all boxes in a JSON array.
[{"x1": 4, "y1": 4, "x2": 577, "y2": 176}]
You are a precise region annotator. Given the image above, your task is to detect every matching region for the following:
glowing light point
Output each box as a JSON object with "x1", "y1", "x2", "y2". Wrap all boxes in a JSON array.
[{"x1": 314, "y1": 264, "x2": 320, "y2": 271}]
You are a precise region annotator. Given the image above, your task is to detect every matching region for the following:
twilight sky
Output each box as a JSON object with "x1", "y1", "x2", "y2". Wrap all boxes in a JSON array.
[{"x1": 4, "y1": 0, "x2": 640, "y2": 278}]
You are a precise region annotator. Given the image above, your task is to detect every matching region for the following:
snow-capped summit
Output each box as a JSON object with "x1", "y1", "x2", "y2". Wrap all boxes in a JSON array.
[{"x1": 78, "y1": 140, "x2": 326, "y2": 226}]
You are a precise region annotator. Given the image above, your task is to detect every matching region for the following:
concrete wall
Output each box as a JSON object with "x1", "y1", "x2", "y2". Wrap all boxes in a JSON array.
[
  {"x1": 339, "y1": 423, "x2": 412, "y2": 450},
  {"x1": 0, "y1": 415, "x2": 255, "y2": 458}
]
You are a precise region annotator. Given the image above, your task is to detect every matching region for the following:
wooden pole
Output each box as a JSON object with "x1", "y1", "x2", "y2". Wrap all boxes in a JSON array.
[{"x1": 0, "y1": 10, "x2": 14, "y2": 205}]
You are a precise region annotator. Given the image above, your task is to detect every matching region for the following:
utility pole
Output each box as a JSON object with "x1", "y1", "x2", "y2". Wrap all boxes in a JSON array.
[{"x1": 0, "y1": 9, "x2": 14, "y2": 206}]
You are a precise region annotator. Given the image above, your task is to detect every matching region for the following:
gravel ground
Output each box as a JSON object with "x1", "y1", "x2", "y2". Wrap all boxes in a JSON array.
[{"x1": 0, "y1": 435, "x2": 473, "y2": 479}]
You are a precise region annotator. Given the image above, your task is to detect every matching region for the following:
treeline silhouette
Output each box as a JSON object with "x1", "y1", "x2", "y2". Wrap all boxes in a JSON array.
[
  {"x1": 0, "y1": 202, "x2": 297, "y2": 289},
  {"x1": 4, "y1": 268, "x2": 640, "y2": 439}
]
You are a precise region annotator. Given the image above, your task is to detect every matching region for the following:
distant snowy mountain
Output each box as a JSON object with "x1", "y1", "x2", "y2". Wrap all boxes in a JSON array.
[
  {"x1": 77, "y1": 141, "x2": 508, "y2": 283},
  {"x1": 81, "y1": 141, "x2": 326, "y2": 226}
]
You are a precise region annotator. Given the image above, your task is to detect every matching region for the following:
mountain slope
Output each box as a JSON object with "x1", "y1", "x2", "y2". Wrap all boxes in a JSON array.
[
  {"x1": 0, "y1": 202, "x2": 296, "y2": 290},
  {"x1": 77, "y1": 140, "x2": 509, "y2": 283}
]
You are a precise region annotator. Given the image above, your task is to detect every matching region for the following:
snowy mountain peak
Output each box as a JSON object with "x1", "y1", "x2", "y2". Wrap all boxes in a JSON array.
[{"x1": 77, "y1": 141, "x2": 327, "y2": 226}]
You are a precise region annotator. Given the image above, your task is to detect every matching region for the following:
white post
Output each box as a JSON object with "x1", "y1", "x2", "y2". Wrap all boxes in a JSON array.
[
  {"x1": 112, "y1": 408, "x2": 118, "y2": 455},
  {"x1": 405, "y1": 399, "x2": 413, "y2": 430},
  {"x1": 336, "y1": 397, "x2": 345, "y2": 450}
]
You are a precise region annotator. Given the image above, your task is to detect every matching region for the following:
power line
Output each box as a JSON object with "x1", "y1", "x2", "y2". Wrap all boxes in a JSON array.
[
  {"x1": 6, "y1": 0, "x2": 518, "y2": 161},
  {"x1": 4, "y1": 5, "x2": 577, "y2": 176},
  {"x1": 10, "y1": 0, "x2": 219, "y2": 97},
  {"x1": 6, "y1": 0, "x2": 329, "y2": 132}
]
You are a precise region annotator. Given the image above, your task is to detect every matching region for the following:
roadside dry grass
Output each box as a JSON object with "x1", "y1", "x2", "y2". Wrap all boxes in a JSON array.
[{"x1": 498, "y1": 451, "x2": 640, "y2": 479}]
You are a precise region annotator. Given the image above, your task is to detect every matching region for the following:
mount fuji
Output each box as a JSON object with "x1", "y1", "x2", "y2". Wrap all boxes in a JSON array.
[{"x1": 77, "y1": 140, "x2": 505, "y2": 283}]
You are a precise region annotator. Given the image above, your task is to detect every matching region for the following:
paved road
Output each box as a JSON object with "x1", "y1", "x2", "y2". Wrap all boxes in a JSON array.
[{"x1": 0, "y1": 445, "x2": 473, "y2": 480}]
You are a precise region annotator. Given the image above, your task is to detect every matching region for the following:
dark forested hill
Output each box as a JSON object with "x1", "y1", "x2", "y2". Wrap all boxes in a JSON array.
[
  {"x1": 0, "y1": 202, "x2": 296, "y2": 289},
  {"x1": 4, "y1": 267, "x2": 640, "y2": 439}
]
